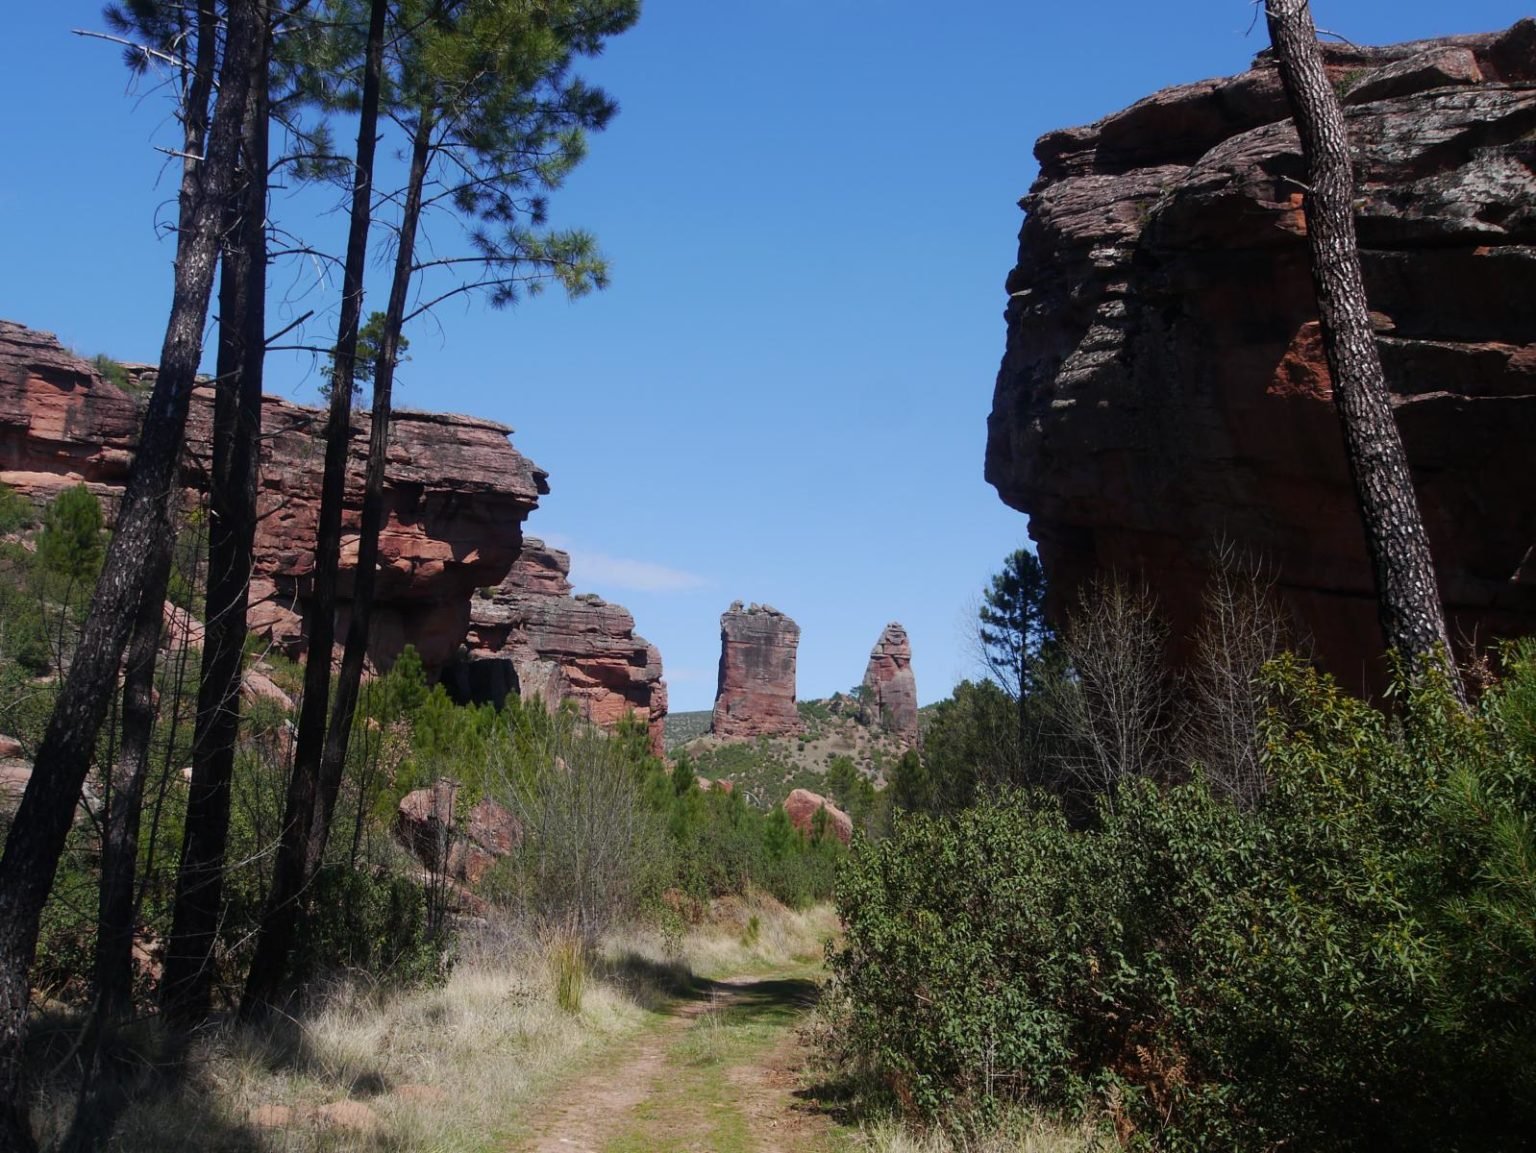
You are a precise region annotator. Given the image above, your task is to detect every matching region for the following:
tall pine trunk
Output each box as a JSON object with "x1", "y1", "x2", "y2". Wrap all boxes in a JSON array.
[
  {"x1": 93, "y1": 0, "x2": 222, "y2": 1028},
  {"x1": 1264, "y1": 0, "x2": 1461, "y2": 693},
  {"x1": 161, "y1": 7, "x2": 271, "y2": 1022},
  {"x1": 0, "y1": 2, "x2": 261, "y2": 1146},
  {"x1": 308, "y1": 111, "x2": 434, "y2": 872},
  {"x1": 241, "y1": 0, "x2": 388, "y2": 1019},
  {"x1": 92, "y1": 539, "x2": 174, "y2": 1023}
]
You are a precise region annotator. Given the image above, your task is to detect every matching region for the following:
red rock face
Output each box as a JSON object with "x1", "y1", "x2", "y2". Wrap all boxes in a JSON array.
[
  {"x1": 861, "y1": 622, "x2": 919, "y2": 744},
  {"x1": 457, "y1": 538, "x2": 669, "y2": 755},
  {"x1": 394, "y1": 780, "x2": 521, "y2": 886},
  {"x1": 783, "y1": 788, "x2": 851, "y2": 846},
  {"x1": 0, "y1": 320, "x2": 546, "y2": 673},
  {"x1": 711, "y1": 602, "x2": 803, "y2": 739},
  {"x1": 985, "y1": 23, "x2": 1536, "y2": 694}
]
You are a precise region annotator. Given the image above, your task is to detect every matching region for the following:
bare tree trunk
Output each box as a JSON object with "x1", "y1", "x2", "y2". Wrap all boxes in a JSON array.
[
  {"x1": 242, "y1": 0, "x2": 388, "y2": 1019},
  {"x1": 308, "y1": 111, "x2": 434, "y2": 873},
  {"x1": 93, "y1": 538, "x2": 174, "y2": 1022},
  {"x1": 0, "y1": 2, "x2": 260, "y2": 1145},
  {"x1": 1264, "y1": 0, "x2": 1460, "y2": 694},
  {"x1": 161, "y1": 17, "x2": 270, "y2": 1021}
]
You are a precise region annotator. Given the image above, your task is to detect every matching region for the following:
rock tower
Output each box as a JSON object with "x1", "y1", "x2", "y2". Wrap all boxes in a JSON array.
[
  {"x1": 710, "y1": 602, "x2": 803, "y2": 739},
  {"x1": 861, "y1": 622, "x2": 919, "y2": 744}
]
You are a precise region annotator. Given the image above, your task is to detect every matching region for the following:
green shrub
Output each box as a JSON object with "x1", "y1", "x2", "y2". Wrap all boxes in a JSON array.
[
  {"x1": 91, "y1": 354, "x2": 137, "y2": 392},
  {"x1": 832, "y1": 653, "x2": 1536, "y2": 1150},
  {"x1": 291, "y1": 862, "x2": 443, "y2": 989},
  {"x1": 36, "y1": 484, "x2": 104, "y2": 584},
  {"x1": 0, "y1": 483, "x2": 35, "y2": 534}
]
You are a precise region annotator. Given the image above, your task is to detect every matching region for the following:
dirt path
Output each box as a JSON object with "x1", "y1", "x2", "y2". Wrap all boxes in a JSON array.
[{"x1": 511, "y1": 971, "x2": 844, "y2": 1153}]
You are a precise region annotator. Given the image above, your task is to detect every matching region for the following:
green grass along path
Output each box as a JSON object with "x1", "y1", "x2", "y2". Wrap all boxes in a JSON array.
[{"x1": 512, "y1": 968, "x2": 848, "y2": 1153}]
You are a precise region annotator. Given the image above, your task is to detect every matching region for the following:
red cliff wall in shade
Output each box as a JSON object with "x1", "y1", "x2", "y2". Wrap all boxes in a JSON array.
[{"x1": 985, "y1": 23, "x2": 1536, "y2": 692}]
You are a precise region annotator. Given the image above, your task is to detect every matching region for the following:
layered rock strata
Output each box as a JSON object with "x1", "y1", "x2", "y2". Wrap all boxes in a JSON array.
[
  {"x1": 861, "y1": 622, "x2": 919, "y2": 744},
  {"x1": 455, "y1": 537, "x2": 669, "y2": 755},
  {"x1": 711, "y1": 602, "x2": 803, "y2": 739},
  {"x1": 986, "y1": 22, "x2": 1536, "y2": 692},
  {"x1": 0, "y1": 319, "x2": 546, "y2": 672}
]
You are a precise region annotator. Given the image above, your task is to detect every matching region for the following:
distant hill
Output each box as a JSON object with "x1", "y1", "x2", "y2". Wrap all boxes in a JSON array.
[{"x1": 663, "y1": 709, "x2": 713, "y2": 746}]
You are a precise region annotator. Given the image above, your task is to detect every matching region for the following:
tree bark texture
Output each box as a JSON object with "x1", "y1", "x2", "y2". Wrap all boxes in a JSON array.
[
  {"x1": 1264, "y1": 0, "x2": 1460, "y2": 690},
  {"x1": 0, "y1": 2, "x2": 262, "y2": 1146},
  {"x1": 161, "y1": 19, "x2": 270, "y2": 1022},
  {"x1": 241, "y1": 0, "x2": 388, "y2": 1019}
]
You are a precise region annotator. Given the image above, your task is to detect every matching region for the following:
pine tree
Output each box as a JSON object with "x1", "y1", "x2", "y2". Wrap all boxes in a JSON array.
[
  {"x1": 242, "y1": 0, "x2": 639, "y2": 1017},
  {"x1": 0, "y1": 4, "x2": 263, "y2": 1145},
  {"x1": 1263, "y1": 0, "x2": 1461, "y2": 697},
  {"x1": 978, "y1": 549, "x2": 1051, "y2": 701}
]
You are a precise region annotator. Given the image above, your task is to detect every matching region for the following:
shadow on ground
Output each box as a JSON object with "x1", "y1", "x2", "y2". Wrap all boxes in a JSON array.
[{"x1": 26, "y1": 1003, "x2": 398, "y2": 1152}]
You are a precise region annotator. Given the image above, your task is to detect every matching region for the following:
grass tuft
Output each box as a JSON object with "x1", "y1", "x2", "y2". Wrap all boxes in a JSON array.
[{"x1": 547, "y1": 931, "x2": 587, "y2": 1014}]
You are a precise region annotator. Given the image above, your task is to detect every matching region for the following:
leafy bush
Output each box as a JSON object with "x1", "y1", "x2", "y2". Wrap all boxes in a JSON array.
[
  {"x1": 290, "y1": 862, "x2": 443, "y2": 989},
  {"x1": 832, "y1": 653, "x2": 1536, "y2": 1150}
]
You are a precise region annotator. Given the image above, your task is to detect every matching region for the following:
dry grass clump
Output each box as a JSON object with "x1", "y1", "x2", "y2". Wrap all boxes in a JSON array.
[
  {"x1": 31, "y1": 934, "x2": 652, "y2": 1152},
  {"x1": 30, "y1": 899, "x2": 839, "y2": 1151},
  {"x1": 608, "y1": 889, "x2": 838, "y2": 981}
]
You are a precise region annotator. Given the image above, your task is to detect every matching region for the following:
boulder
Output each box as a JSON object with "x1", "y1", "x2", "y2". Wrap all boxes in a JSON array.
[
  {"x1": 861, "y1": 622, "x2": 919, "y2": 744},
  {"x1": 711, "y1": 602, "x2": 803, "y2": 739},
  {"x1": 313, "y1": 1101, "x2": 379, "y2": 1134},
  {"x1": 161, "y1": 600, "x2": 204, "y2": 653},
  {"x1": 986, "y1": 21, "x2": 1536, "y2": 693},
  {"x1": 395, "y1": 780, "x2": 521, "y2": 886},
  {"x1": 0, "y1": 765, "x2": 28, "y2": 814},
  {"x1": 783, "y1": 788, "x2": 852, "y2": 845},
  {"x1": 241, "y1": 668, "x2": 295, "y2": 711},
  {"x1": 453, "y1": 538, "x2": 668, "y2": 754}
]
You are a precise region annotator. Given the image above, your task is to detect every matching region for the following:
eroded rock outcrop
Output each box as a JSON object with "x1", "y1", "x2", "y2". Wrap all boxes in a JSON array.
[
  {"x1": 986, "y1": 23, "x2": 1536, "y2": 692},
  {"x1": 395, "y1": 779, "x2": 522, "y2": 886},
  {"x1": 0, "y1": 319, "x2": 547, "y2": 672},
  {"x1": 783, "y1": 788, "x2": 851, "y2": 845},
  {"x1": 861, "y1": 622, "x2": 919, "y2": 744},
  {"x1": 455, "y1": 538, "x2": 669, "y2": 754},
  {"x1": 711, "y1": 602, "x2": 803, "y2": 739}
]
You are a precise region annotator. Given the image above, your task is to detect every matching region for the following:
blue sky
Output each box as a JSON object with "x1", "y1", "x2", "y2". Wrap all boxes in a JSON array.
[{"x1": 2, "y1": 1, "x2": 1528, "y2": 711}]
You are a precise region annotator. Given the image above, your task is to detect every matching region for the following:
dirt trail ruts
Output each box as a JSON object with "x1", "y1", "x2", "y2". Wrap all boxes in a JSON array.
[{"x1": 511, "y1": 971, "x2": 839, "y2": 1153}]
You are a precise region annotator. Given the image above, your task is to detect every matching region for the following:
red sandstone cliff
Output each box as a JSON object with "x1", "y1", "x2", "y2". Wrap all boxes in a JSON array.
[
  {"x1": 985, "y1": 22, "x2": 1536, "y2": 692},
  {"x1": 861, "y1": 622, "x2": 919, "y2": 745},
  {"x1": 711, "y1": 602, "x2": 803, "y2": 739},
  {"x1": 457, "y1": 537, "x2": 668, "y2": 755},
  {"x1": 0, "y1": 319, "x2": 545, "y2": 672}
]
